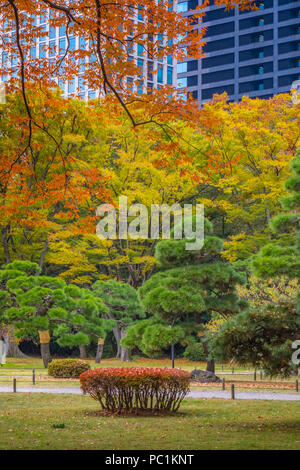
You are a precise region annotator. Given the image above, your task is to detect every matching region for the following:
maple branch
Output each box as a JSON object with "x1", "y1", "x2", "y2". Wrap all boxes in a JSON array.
[
  {"x1": 94, "y1": 0, "x2": 137, "y2": 127},
  {"x1": 52, "y1": 17, "x2": 71, "y2": 74},
  {"x1": 40, "y1": 0, "x2": 80, "y2": 24}
]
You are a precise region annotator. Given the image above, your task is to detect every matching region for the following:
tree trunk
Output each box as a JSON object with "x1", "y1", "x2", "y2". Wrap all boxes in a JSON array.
[
  {"x1": 120, "y1": 347, "x2": 130, "y2": 362},
  {"x1": 120, "y1": 328, "x2": 130, "y2": 362},
  {"x1": 7, "y1": 339, "x2": 27, "y2": 358},
  {"x1": 95, "y1": 344, "x2": 104, "y2": 364},
  {"x1": 113, "y1": 326, "x2": 121, "y2": 358},
  {"x1": 39, "y1": 238, "x2": 49, "y2": 269},
  {"x1": 5, "y1": 329, "x2": 27, "y2": 358},
  {"x1": 79, "y1": 344, "x2": 88, "y2": 359},
  {"x1": 40, "y1": 343, "x2": 51, "y2": 368},
  {"x1": 38, "y1": 330, "x2": 51, "y2": 368},
  {"x1": 203, "y1": 341, "x2": 215, "y2": 373},
  {"x1": 1, "y1": 225, "x2": 11, "y2": 264},
  {"x1": 206, "y1": 359, "x2": 215, "y2": 373}
]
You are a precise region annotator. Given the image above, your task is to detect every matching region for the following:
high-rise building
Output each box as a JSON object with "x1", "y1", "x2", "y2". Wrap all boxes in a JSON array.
[{"x1": 177, "y1": 0, "x2": 300, "y2": 104}]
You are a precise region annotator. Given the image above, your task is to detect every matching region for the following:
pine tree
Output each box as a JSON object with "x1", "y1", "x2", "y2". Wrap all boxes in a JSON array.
[
  {"x1": 212, "y1": 149, "x2": 300, "y2": 376},
  {"x1": 92, "y1": 280, "x2": 144, "y2": 362},
  {"x1": 122, "y1": 219, "x2": 247, "y2": 371},
  {"x1": 0, "y1": 261, "x2": 113, "y2": 367}
]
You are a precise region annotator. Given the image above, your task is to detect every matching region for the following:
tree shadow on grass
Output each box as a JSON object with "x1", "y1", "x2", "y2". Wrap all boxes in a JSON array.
[{"x1": 83, "y1": 409, "x2": 189, "y2": 418}]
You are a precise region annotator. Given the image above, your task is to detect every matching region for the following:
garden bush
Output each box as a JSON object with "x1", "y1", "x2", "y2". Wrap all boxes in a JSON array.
[
  {"x1": 184, "y1": 342, "x2": 206, "y2": 362},
  {"x1": 48, "y1": 359, "x2": 90, "y2": 378},
  {"x1": 80, "y1": 367, "x2": 190, "y2": 413}
]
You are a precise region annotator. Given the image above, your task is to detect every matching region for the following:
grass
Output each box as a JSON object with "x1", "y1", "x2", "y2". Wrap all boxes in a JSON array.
[
  {"x1": 0, "y1": 356, "x2": 253, "y2": 373},
  {"x1": 1, "y1": 357, "x2": 298, "y2": 394},
  {"x1": 0, "y1": 357, "x2": 296, "y2": 393},
  {"x1": 0, "y1": 393, "x2": 299, "y2": 450}
]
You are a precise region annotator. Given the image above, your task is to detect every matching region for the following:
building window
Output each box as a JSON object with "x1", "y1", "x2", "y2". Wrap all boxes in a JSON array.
[
  {"x1": 30, "y1": 46, "x2": 36, "y2": 59},
  {"x1": 177, "y1": 76, "x2": 187, "y2": 88},
  {"x1": 59, "y1": 38, "x2": 66, "y2": 54},
  {"x1": 258, "y1": 50, "x2": 264, "y2": 58},
  {"x1": 187, "y1": 75, "x2": 198, "y2": 86},
  {"x1": 59, "y1": 26, "x2": 66, "y2": 37},
  {"x1": 39, "y1": 43, "x2": 46, "y2": 59},
  {"x1": 79, "y1": 58, "x2": 85, "y2": 73},
  {"x1": 138, "y1": 5, "x2": 144, "y2": 21},
  {"x1": 177, "y1": 62, "x2": 187, "y2": 74},
  {"x1": 157, "y1": 66, "x2": 163, "y2": 83},
  {"x1": 258, "y1": 66, "x2": 264, "y2": 74},
  {"x1": 49, "y1": 41, "x2": 56, "y2": 58},
  {"x1": 178, "y1": 92, "x2": 187, "y2": 101},
  {"x1": 137, "y1": 44, "x2": 143, "y2": 56},
  {"x1": 49, "y1": 26, "x2": 56, "y2": 39},
  {"x1": 177, "y1": 2, "x2": 188, "y2": 13},
  {"x1": 167, "y1": 66, "x2": 173, "y2": 85},
  {"x1": 147, "y1": 82, "x2": 153, "y2": 94},
  {"x1": 137, "y1": 80, "x2": 143, "y2": 94},
  {"x1": 68, "y1": 79, "x2": 75, "y2": 94},
  {"x1": 78, "y1": 76, "x2": 85, "y2": 93},
  {"x1": 258, "y1": 35, "x2": 264, "y2": 42},
  {"x1": 258, "y1": 83, "x2": 264, "y2": 90},
  {"x1": 79, "y1": 37, "x2": 85, "y2": 50},
  {"x1": 127, "y1": 77, "x2": 133, "y2": 93},
  {"x1": 58, "y1": 78, "x2": 65, "y2": 91},
  {"x1": 147, "y1": 61, "x2": 153, "y2": 81},
  {"x1": 69, "y1": 37, "x2": 76, "y2": 51},
  {"x1": 259, "y1": 18, "x2": 265, "y2": 26},
  {"x1": 259, "y1": 3, "x2": 264, "y2": 9}
]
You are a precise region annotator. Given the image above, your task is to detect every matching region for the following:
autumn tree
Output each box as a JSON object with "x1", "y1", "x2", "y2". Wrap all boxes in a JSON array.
[
  {"x1": 0, "y1": 260, "x2": 113, "y2": 366},
  {"x1": 46, "y1": 98, "x2": 212, "y2": 286},
  {"x1": 0, "y1": 0, "x2": 255, "y2": 127},
  {"x1": 194, "y1": 93, "x2": 300, "y2": 262},
  {"x1": 0, "y1": 89, "x2": 112, "y2": 269}
]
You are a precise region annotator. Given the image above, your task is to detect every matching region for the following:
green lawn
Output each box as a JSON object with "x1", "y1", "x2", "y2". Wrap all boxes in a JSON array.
[
  {"x1": 1, "y1": 357, "x2": 297, "y2": 394},
  {"x1": 0, "y1": 356, "x2": 252, "y2": 373},
  {"x1": 0, "y1": 393, "x2": 299, "y2": 450}
]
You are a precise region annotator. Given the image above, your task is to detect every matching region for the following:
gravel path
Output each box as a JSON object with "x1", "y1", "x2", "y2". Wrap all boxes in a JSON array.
[{"x1": 0, "y1": 386, "x2": 299, "y2": 401}]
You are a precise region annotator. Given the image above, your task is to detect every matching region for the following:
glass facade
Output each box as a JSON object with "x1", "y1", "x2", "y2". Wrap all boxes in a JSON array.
[{"x1": 177, "y1": 0, "x2": 300, "y2": 104}]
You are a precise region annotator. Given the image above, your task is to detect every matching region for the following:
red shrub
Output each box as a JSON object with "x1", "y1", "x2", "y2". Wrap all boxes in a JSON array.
[{"x1": 80, "y1": 367, "x2": 190, "y2": 413}]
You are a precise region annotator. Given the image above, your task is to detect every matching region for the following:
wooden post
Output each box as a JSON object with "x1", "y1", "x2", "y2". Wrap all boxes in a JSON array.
[
  {"x1": 222, "y1": 378, "x2": 225, "y2": 391},
  {"x1": 232, "y1": 367, "x2": 234, "y2": 374},
  {"x1": 231, "y1": 383, "x2": 235, "y2": 400},
  {"x1": 296, "y1": 379, "x2": 299, "y2": 392},
  {"x1": 254, "y1": 370, "x2": 257, "y2": 381},
  {"x1": 222, "y1": 365, "x2": 224, "y2": 372},
  {"x1": 171, "y1": 344, "x2": 175, "y2": 369},
  {"x1": 13, "y1": 378, "x2": 16, "y2": 393},
  {"x1": 32, "y1": 369, "x2": 35, "y2": 385},
  {"x1": 260, "y1": 370, "x2": 263, "y2": 381}
]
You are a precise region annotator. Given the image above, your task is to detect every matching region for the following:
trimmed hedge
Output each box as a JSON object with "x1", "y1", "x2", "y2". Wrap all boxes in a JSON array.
[
  {"x1": 48, "y1": 359, "x2": 90, "y2": 378},
  {"x1": 80, "y1": 367, "x2": 190, "y2": 413}
]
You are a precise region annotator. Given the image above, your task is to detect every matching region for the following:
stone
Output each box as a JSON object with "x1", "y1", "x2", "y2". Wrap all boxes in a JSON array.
[{"x1": 190, "y1": 369, "x2": 222, "y2": 383}]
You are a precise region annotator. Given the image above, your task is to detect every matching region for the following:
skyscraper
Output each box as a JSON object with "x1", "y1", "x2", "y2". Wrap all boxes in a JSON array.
[{"x1": 177, "y1": 0, "x2": 300, "y2": 104}]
